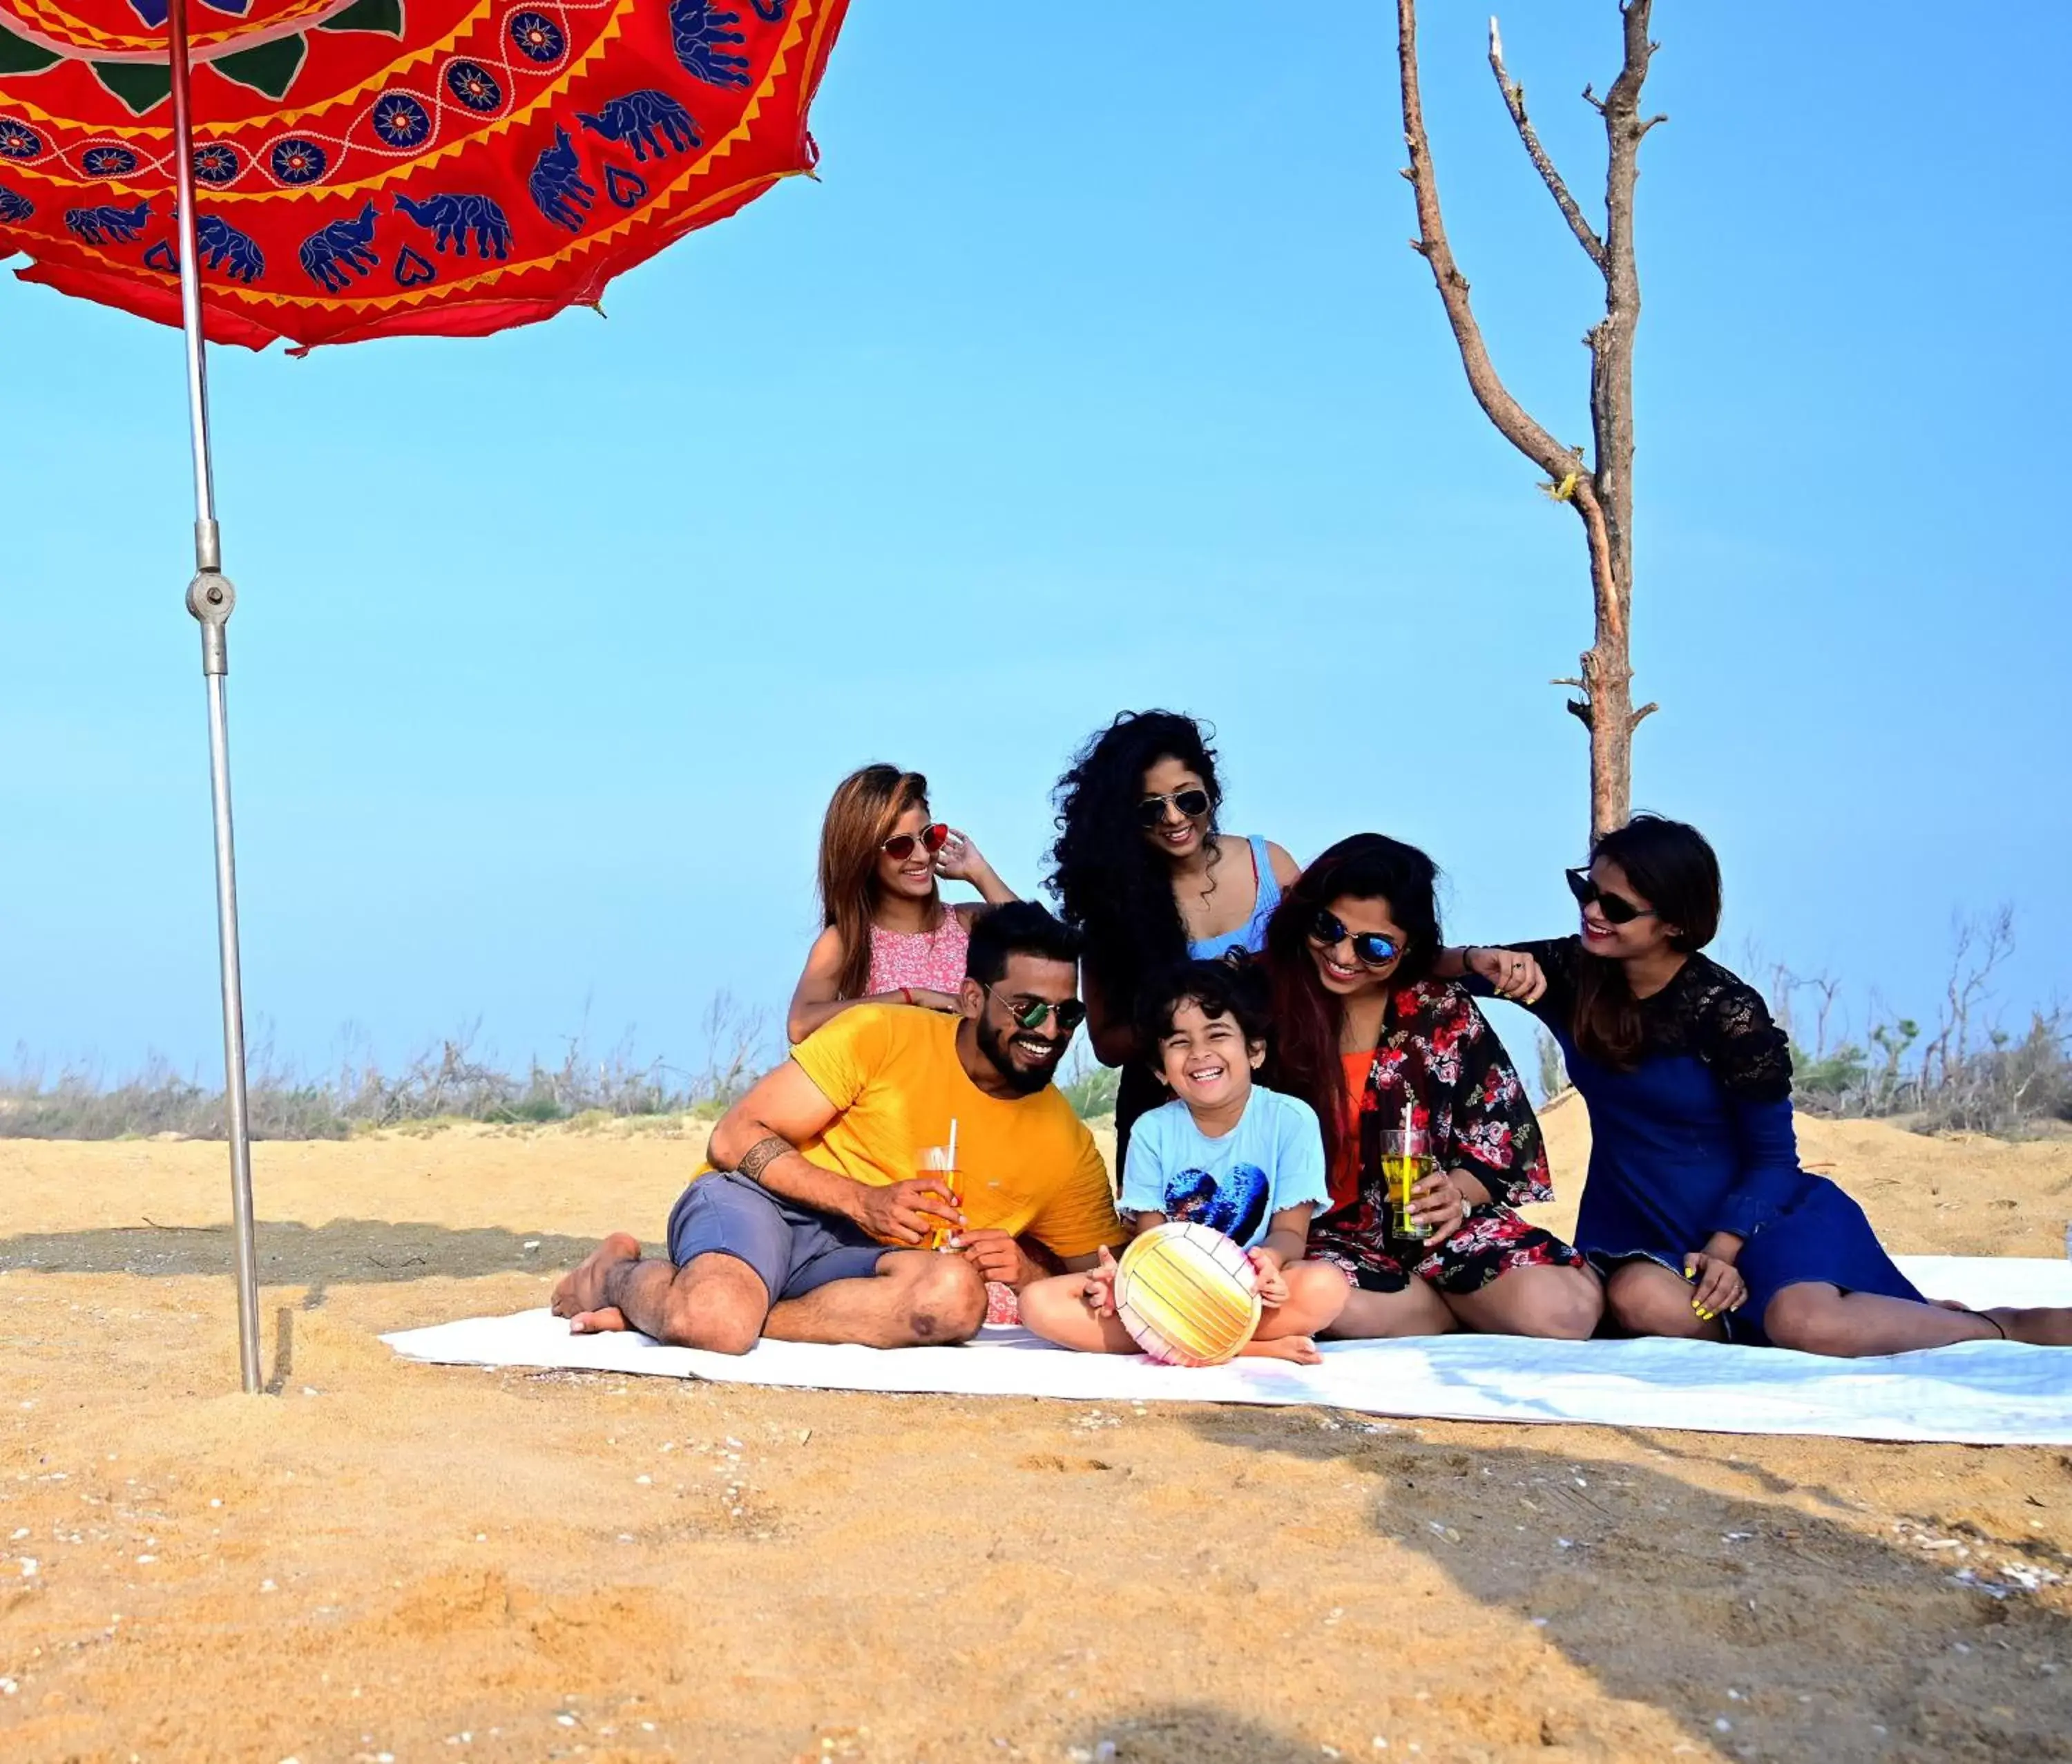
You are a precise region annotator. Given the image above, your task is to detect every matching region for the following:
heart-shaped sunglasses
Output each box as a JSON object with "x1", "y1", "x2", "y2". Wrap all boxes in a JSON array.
[{"x1": 881, "y1": 823, "x2": 952, "y2": 861}]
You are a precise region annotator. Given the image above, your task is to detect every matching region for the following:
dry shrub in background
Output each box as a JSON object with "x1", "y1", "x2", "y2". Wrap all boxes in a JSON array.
[
  {"x1": 1757, "y1": 908, "x2": 2069, "y2": 1137},
  {"x1": 0, "y1": 993, "x2": 771, "y2": 1140},
  {"x1": 1522, "y1": 908, "x2": 2068, "y2": 1139}
]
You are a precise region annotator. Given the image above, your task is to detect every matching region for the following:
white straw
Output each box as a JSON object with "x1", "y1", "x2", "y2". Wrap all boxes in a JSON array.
[{"x1": 947, "y1": 1118, "x2": 959, "y2": 1171}]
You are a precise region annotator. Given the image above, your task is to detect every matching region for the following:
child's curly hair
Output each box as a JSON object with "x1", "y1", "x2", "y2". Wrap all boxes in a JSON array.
[{"x1": 1134, "y1": 957, "x2": 1273, "y2": 1059}]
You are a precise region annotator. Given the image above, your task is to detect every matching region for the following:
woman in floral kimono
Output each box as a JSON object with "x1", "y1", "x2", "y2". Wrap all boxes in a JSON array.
[{"x1": 1258, "y1": 834, "x2": 1602, "y2": 1340}]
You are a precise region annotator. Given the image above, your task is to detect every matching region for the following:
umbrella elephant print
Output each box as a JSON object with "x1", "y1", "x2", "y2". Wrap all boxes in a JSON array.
[{"x1": 0, "y1": 0, "x2": 850, "y2": 348}]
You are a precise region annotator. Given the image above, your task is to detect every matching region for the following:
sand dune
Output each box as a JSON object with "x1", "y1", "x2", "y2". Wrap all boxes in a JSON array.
[{"x1": 1, "y1": 1112, "x2": 2067, "y2": 1761}]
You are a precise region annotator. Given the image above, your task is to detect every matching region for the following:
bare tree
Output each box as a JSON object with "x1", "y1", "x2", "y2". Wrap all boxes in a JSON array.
[
  {"x1": 1396, "y1": 0, "x2": 1667, "y2": 839},
  {"x1": 1920, "y1": 905, "x2": 2016, "y2": 1090}
]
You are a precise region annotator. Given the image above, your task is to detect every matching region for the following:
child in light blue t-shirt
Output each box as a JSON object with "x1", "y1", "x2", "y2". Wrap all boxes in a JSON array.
[{"x1": 1020, "y1": 961, "x2": 1349, "y2": 1362}]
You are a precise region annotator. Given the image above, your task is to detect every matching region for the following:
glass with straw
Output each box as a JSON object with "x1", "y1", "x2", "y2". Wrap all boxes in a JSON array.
[
  {"x1": 917, "y1": 1118, "x2": 961, "y2": 1252},
  {"x1": 1383, "y1": 1102, "x2": 1432, "y2": 1242}
]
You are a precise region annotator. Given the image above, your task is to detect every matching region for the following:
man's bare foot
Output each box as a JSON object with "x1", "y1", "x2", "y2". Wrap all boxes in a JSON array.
[
  {"x1": 1987, "y1": 1306, "x2": 2072, "y2": 1347},
  {"x1": 551, "y1": 1232, "x2": 641, "y2": 1321},
  {"x1": 1240, "y1": 1334, "x2": 1323, "y2": 1365}
]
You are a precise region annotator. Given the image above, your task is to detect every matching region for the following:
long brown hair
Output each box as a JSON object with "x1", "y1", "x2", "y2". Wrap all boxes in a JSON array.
[
  {"x1": 817, "y1": 764, "x2": 932, "y2": 1000},
  {"x1": 1260, "y1": 834, "x2": 1442, "y2": 1204},
  {"x1": 1571, "y1": 814, "x2": 1723, "y2": 1069}
]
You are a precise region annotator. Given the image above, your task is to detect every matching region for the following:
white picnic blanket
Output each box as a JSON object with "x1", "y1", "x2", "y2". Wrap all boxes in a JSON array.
[{"x1": 381, "y1": 1254, "x2": 2072, "y2": 1446}]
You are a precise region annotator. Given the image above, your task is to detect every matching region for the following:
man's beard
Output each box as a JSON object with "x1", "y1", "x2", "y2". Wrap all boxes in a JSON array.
[{"x1": 976, "y1": 1016, "x2": 1064, "y2": 1097}]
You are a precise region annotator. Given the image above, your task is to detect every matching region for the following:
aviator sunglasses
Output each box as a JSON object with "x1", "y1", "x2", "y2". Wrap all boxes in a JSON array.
[
  {"x1": 881, "y1": 823, "x2": 952, "y2": 861},
  {"x1": 982, "y1": 985, "x2": 1086, "y2": 1035},
  {"x1": 1136, "y1": 787, "x2": 1212, "y2": 827},
  {"x1": 1565, "y1": 867, "x2": 1656, "y2": 925},
  {"x1": 1307, "y1": 909, "x2": 1401, "y2": 969}
]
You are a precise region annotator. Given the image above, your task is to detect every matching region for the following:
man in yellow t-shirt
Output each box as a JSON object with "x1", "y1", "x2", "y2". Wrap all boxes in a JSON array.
[{"x1": 553, "y1": 903, "x2": 1122, "y2": 1353}]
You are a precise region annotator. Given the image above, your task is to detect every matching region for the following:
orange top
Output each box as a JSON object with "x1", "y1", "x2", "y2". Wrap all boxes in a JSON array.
[{"x1": 1333, "y1": 1051, "x2": 1372, "y2": 1201}]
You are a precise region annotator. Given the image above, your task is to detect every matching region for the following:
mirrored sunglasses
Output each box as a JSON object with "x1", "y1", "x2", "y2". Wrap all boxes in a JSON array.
[
  {"x1": 1135, "y1": 789, "x2": 1211, "y2": 829},
  {"x1": 1307, "y1": 909, "x2": 1401, "y2": 968},
  {"x1": 984, "y1": 985, "x2": 1086, "y2": 1035}
]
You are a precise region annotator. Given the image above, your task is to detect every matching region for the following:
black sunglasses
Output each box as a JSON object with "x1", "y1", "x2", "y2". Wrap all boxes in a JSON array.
[
  {"x1": 983, "y1": 984, "x2": 1086, "y2": 1035},
  {"x1": 1307, "y1": 909, "x2": 1401, "y2": 969},
  {"x1": 1566, "y1": 867, "x2": 1656, "y2": 925},
  {"x1": 1135, "y1": 788, "x2": 1211, "y2": 828}
]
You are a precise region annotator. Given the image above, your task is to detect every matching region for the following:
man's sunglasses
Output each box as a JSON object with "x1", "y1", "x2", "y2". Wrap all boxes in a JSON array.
[
  {"x1": 983, "y1": 984, "x2": 1086, "y2": 1035},
  {"x1": 881, "y1": 823, "x2": 951, "y2": 861},
  {"x1": 1135, "y1": 788, "x2": 1211, "y2": 828},
  {"x1": 1565, "y1": 867, "x2": 1656, "y2": 925},
  {"x1": 1307, "y1": 909, "x2": 1401, "y2": 969}
]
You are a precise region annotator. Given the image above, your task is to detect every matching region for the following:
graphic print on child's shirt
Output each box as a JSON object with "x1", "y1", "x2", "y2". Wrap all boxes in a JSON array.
[{"x1": 1159, "y1": 1160, "x2": 1272, "y2": 1244}]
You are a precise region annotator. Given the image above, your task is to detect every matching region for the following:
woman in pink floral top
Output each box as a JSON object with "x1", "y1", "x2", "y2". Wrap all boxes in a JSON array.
[{"x1": 1258, "y1": 834, "x2": 1601, "y2": 1341}]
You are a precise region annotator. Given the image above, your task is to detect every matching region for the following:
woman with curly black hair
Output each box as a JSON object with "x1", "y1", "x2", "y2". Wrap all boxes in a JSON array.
[{"x1": 1048, "y1": 711, "x2": 1301, "y2": 1167}]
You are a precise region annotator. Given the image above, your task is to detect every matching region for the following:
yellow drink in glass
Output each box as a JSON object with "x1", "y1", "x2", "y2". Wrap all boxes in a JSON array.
[
  {"x1": 917, "y1": 1144, "x2": 961, "y2": 1252},
  {"x1": 1382, "y1": 1128, "x2": 1432, "y2": 1240}
]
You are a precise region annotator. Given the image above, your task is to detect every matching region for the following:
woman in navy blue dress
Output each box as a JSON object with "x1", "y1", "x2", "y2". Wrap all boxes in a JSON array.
[{"x1": 1448, "y1": 816, "x2": 2072, "y2": 1354}]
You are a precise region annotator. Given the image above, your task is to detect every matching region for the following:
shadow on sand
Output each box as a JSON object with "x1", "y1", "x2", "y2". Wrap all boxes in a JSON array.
[
  {"x1": 1063, "y1": 1704, "x2": 1327, "y2": 1763},
  {"x1": 0, "y1": 1218, "x2": 596, "y2": 1312},
  {"x1": 1182, "y1": 1412, "x2": 2072, "y2": 1760}
]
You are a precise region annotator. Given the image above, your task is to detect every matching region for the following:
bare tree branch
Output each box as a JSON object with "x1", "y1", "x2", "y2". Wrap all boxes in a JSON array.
[
  {"x1": 1588, "y1": 0, "x2": 1658, "y2": 634},
  {"x1": 1397, "y1": 0, "x2": 1663, "y2": 842},
  {"x1": 1488, "y1": 16, "x2": 1606, "y2": 270},
  {"x1": 1397, "y1": 0, "x2": 1582, "y2": 486}
]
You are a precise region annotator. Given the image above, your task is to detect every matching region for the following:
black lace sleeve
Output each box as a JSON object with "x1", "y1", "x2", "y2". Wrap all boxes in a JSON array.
[
  {"x1": 1686, "y1": 961, "x2": 1794, "y2": 1104},
  {"x1": 1500, "y1": 936, "x2": 1582, "y2": 1030}
]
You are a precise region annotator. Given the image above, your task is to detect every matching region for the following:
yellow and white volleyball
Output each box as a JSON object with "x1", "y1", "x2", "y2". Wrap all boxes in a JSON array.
[{"x1": 1113, "y1": 1221, "x2": 1263, "y2": 1367}]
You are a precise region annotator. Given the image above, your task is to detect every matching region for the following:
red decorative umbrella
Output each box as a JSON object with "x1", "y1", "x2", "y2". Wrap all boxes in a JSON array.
[
  {"x1": 1, "y1": 0, "x2": 845, "y2": 347},
  {"x1": 1, "y1": 0, "x2": 848, "y2": 1387}
]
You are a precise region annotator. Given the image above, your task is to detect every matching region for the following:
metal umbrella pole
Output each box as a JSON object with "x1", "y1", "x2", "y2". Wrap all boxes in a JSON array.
[{"x1": 169, "y1": 0, "x2": 263, "y2": 1395}]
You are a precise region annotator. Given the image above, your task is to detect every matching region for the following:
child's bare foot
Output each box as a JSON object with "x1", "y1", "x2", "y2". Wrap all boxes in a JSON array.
[
  {"x1": 568, "y1": 1305, "x2": 631, "y2": 1335},
  {"x1": 1988, "y1": 1306, "x2": 2072, "y2": 1347},
  {"x1": 551, "y1": 1233, "x2": 640, "y2": 1325},
  {"x1": 1240, "y1": 1334, "x2": 1323, "y2": 1365}
]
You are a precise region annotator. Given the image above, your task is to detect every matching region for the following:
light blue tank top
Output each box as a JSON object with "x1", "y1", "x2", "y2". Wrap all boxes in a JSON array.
[{"x1": 1187, "y1": 834, "x2": 1282, "y2": 963}]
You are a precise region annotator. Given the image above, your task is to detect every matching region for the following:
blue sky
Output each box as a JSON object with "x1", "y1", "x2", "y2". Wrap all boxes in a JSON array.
[{"x1": 6, "y1": 1, "x2": 2069, "y2": 1087}]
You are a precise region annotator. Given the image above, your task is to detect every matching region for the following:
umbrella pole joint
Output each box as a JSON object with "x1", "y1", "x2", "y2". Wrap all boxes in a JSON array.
[{"x1": 186, "y1": 567, "x2": 236, "y2": 676}]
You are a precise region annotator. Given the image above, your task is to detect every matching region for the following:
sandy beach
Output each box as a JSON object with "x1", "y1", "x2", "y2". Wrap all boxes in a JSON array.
[{"x1": 2, "y1": 1104, "x2": 2069, "y2": 1762}]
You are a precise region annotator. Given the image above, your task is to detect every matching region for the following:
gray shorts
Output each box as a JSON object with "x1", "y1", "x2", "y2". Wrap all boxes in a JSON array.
[{"x1": 665, "y1": 1172, "x2": 891, "y2": 1305}]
